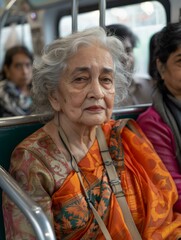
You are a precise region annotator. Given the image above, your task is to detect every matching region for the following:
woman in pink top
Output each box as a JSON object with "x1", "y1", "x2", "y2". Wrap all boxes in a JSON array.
[{"x1": 137, "y1": 22, "x2": 181, "y2": 212}]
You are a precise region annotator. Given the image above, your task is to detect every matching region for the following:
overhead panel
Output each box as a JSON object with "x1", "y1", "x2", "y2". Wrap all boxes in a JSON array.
[{"x1": 27, "y1": 0, "x2": 67, "y2": 9}]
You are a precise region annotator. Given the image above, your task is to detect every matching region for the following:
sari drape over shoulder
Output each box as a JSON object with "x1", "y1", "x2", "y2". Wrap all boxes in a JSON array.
[{"x1": 3, "y1": 119, "x2": 181, "y2": 240}]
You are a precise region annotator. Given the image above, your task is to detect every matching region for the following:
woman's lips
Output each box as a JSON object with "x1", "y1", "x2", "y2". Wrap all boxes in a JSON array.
[{"x1": 85, "y1": 105, "x2": 105, "y2": 111}]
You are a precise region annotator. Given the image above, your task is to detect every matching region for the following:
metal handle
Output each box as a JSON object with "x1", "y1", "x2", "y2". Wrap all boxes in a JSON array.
[
  {"x1": 99, "y1": 0, "x2": 106, "y2": 28},
  {"x1": 0, "y1": 166, "x2": 56, "y2": 240},
  {"x1": 72, "y1": 0, "x2": 78, "y2": 32},
  {"x1": 71, "y1": 0, "x2": 106, "y2": 33}
]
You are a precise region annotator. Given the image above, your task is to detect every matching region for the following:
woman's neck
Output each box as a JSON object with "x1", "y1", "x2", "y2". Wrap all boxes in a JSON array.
[
  {"x1": 45, "y1": 114, "x2": 98, "y2": 162},
  {"x1": 19, "y1": 85, "x2": 30, "y2": 96},
  {"x1": 58, "y1": 117, "x2": 97, "y2": 153}
]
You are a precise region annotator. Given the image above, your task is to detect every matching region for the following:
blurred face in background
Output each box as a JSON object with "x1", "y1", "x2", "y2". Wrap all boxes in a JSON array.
[
  {"x1": 4, "y1": 53, "x2": 33, "y2": 90},
  {"x1": 123, "y1": 38, "x2": 135, "y2": 71}
]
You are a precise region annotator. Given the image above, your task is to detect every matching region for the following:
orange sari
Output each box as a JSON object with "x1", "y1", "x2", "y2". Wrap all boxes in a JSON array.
[{"x1": 52, "y1": 119, "x2": 181, "y2": 240}]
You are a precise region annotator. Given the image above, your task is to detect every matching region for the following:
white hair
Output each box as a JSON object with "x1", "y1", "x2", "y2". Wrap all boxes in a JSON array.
[{"x1": 32, "y1": 27, "x2": 132, "y2": 114}]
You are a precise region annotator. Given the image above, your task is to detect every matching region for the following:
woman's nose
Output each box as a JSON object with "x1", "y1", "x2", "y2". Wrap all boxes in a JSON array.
[
  {"x1": 21, "y1": 64, "x2": 32, "y2": 74},
  {"x1": 88, "y1": 80, "x2": 104, "y2": 99},
  {"x1": 22, "y1": 65, "x2": 29, "y2": 73}
]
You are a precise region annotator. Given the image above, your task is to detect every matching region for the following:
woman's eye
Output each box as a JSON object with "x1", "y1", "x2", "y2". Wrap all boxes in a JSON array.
[
  {"x1": 176, "y1": 58, "x2": 181, "y2": 64},
  {"x1": 101, "y1": 77, "x2": 113, "y2": 84},
  {"x1": 74, "y1": 77, "x2": 88, "y2": 82},
  {"x1": 15, "y1": 64, "x2": 22, "y2": 70},
  {"x1": 174, "y1": 60, "x2": 181, "y2": 68}
]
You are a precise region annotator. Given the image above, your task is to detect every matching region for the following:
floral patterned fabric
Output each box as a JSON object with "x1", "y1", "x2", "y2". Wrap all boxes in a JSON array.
[{"x1": 2, "y1": 119, "x2": 181, "y2": 239}]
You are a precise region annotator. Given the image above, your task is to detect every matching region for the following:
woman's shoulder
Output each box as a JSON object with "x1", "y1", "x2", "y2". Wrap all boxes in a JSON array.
[
  {"x1": 136, "y1": 106, "x2": 174, "y2": 141},
  {"x1": 14, "y1": 127, "x2": 52, "y2": 152},
  {"x1": 0, "y1": 80, "x2": 20, "y2": 103},
  {"x1": 0, "y1": 80, "x2": 16, "y2": 92},
  {"x1": 136, "y1": 106, "x2": 163, "y2": 124},
  {"x1": 103, "y1": 118, "x2": 141, "y2": 138}
]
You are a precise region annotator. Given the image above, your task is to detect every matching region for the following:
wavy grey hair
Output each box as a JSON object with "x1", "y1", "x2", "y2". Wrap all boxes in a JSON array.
[{"x1": 31, "y1": 27, "x2": 132, "y2": 114}]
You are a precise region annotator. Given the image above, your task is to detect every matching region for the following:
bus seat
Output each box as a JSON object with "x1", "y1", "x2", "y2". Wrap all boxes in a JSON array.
[
  {"x1": 0, "y1": 105, "x2": 150, "y2": 239},
  {"x1": 0, "y1": 123, "x2": 43, "y2": 170},
  {"x1": 0, "y1": 115, "x2": 47, "y2": 240},
  {"x1": 112, "y1": 103, "x2": 151, "y2": 120}
]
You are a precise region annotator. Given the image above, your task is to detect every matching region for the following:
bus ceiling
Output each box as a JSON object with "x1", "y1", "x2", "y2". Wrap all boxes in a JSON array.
[{"x1": 0, "y1": 0, "x2": 107, "y2": 37}]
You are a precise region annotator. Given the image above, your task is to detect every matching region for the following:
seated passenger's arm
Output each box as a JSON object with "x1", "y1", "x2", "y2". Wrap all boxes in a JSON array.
[
  {"x1": 137, "y1": 112, "x2": 181, "y2": 212},
  {"x1": 2, "y1": 148, "x2": 55, "y2": 240}
]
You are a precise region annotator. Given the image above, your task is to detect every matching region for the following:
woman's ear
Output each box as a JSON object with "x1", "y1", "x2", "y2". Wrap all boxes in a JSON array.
[
  {"x1": 156, "y1": 59, "x2": 165, "y2": 79},
  {"x1": 48, "y1": 90, "x2": 61, "y2": 111}
]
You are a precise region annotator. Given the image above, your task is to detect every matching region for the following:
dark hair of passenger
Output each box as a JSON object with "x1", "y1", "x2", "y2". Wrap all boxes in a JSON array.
[
  {"x1": 154, "y1": 22, "x2": 181, "y2": 90},
  {"x1": 106, "y1": 23, "x2": 139, "y2": 48},
  {"x1": 148, "y1": 32, "x2": 159, "y2": 79},
  {"x1": 1, "y1": 45, "x2": 33, "y2": 79}
]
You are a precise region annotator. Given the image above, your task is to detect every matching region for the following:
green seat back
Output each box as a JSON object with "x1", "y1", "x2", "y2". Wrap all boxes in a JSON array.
[
  {"x1": 113, "y1": 112, "x2": 140, "y2": 120},
  {"x1": 0, "y1": 122, "x2": 43, "y2": 240}
]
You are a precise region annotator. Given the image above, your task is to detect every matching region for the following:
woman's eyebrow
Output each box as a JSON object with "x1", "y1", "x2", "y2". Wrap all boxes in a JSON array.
[
  {"x1": 175, "y1": 53, "x2": 181, "y2": 58},
  {"x1": 102, "y1": 67, "x2": 114, "y2": 74},
  {"x1": 71, "y1": 67, "x2": 114, "y2": 74},
  {"x1": 72, "y1": 67, "x2": 90, "y2": 75}
]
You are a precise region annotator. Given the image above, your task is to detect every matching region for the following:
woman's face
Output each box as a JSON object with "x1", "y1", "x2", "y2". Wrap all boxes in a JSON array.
[
  {"x1": 5, "y1": 53, "x2": 32, "y2": 88},
  {"x1": 123, "y1": 38, "x2": 134, "y2": 71},
  {"x1": 50, "y1": 45, "x2": 115, "y2": 126},
  {"x1": 159, "y1": 46, "x2": 181, "y2": 99}
]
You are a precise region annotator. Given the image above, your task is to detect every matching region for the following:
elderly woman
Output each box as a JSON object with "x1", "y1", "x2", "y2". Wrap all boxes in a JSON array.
[
  {"x1": 137, "y1": 22, "x2": 181, "y2": 213},
  {"x1": 3, "y1": 27, "x2": 181, "y2": 240}
]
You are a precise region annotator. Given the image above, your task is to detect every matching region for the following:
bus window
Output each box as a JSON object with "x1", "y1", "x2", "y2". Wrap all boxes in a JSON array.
[
  {"x1": 0, "y1": 23, "x2": 33, "y2": 69},
  {"x1": 58, "y1": 1, "x2": 166, "y2": 78}
]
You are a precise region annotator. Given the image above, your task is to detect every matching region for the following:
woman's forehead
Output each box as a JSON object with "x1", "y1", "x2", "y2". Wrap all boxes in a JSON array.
[{"x1": 67, "y1": 45, "x2": 114, "y2": 67}]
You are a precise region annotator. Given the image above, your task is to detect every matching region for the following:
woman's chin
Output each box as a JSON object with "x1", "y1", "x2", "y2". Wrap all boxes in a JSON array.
[{"x1": 83, "y1": 117, "x2": 109, "y2": 126}]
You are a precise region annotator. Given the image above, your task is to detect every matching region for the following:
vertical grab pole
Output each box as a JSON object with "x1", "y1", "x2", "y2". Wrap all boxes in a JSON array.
[
  {"x1": 99, "y1": 0, "x2": 106, "y2": 28},
  {"x1": 72, "y1": 0, "x2": 78, "y2": 33}
]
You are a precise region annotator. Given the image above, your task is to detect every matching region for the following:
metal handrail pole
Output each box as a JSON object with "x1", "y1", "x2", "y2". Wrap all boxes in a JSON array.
[
  {"x1": 112, "y1": 103, "x2": 151, "y2": 115},
  {"x1": 99, "y1": 0, "x2": 106, "y2": 28},
  {"x1": 0, "y1": 104, "x2": 152, "y2": 127},
  {"x1": 0, "y1": 166, "x2": 56, "y2": 240},
  {"x1": 72, "y1": 0, "x2": 78, "y2": 32},
  {"x1": 0, "y1": 112, "x2": 53, "y2": 127}
]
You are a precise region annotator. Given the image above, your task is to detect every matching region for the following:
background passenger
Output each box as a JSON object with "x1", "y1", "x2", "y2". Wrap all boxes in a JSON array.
[
  {"x1": 137, "y1": 22, "x2": 181, "y2": 212},
  {"x1": 106, "y1": 24, "x2": 138, "y2": 72},
  {"x1": 106, "y1": 24, "x2": 154, "y2": 107},
  {"x1": 148, "y1": 31, "x2": 160, "y2": 82},
  {"x1": 0, "y1": 45, "x2": 33, "y2": 117},
  {"x1": 106, "y1": 23, "x2": 138, "y2": 106},
  {"x1": 3, "y1": 27, "x2": 181, "y2": 240}
]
